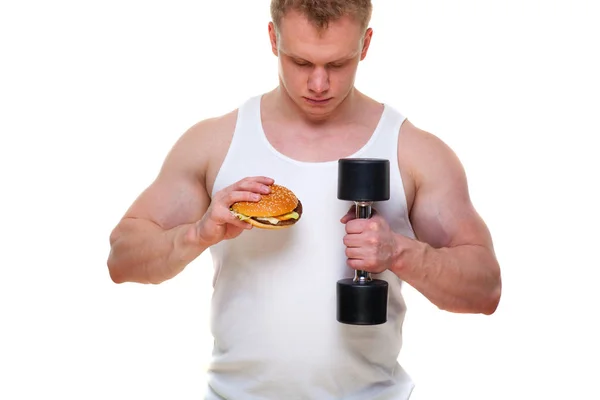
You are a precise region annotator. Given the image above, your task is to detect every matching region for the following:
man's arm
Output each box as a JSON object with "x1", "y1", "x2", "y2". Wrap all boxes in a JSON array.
[
  {"x1": 394, "y1": 121, "x2": 501, "y2": 314},
  {"x1": 107, "y1": 110, "x2": 274, "y2": 285},
  {"x1": 106, "y1": 118, "x2": 216, "y2": 285}
]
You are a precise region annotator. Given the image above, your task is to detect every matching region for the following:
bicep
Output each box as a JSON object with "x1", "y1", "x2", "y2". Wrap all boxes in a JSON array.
[
  {"x1": 408, "y1": 133, "x2": 493, "y2": 250},
  {"x1": 122, "y1": 171, "x2": 209, "y2": 231},
  {"x1": 121, "y1": 130, "x2": 211, "y2": 231}
]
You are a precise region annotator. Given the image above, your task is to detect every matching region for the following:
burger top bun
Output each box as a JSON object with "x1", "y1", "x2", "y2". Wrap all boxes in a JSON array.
[{"x1": 231, "y1": 184, "x2": 298, "y2": 217}]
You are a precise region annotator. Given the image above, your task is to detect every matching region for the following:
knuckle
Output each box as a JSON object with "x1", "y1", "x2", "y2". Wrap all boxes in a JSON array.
[
  {"x1": 368, "y1": 221, "x2": 379, "y2": 231},
  {"x1": 214, "y1": 190, "x2": 226, "y2": 201},
  {"x1": 236, "y1": 177, "x2": 251, "y2": 188},
  {"x1": 224, "y1": 193, "x2": 235, "y2": 205},
  {"x1": 215, "y1": 208, "x2": 229, "y2": 221}
]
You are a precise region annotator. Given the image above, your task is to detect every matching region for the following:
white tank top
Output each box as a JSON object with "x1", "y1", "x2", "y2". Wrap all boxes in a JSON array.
[{"x1": 207, "y1": 95, "x2": 416, "y2": 400}]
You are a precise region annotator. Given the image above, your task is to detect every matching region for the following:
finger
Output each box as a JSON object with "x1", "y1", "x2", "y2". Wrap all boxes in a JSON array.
[
  {"x1": 345, "y1": 247, "x2": 364, "y2": 260},
  {"x1": 223, "y1": 207, "x2": 254, "y2": 229},
  {"x1": 234, "y1": 176, "x2": 274, "y2": 193},
  {"x1": 224, "y1": 190, "x2": 263, "y2": 206},
  {"x1": 231, "y1": 217, "x2": 254, "y2": 231},
  {"x1": 250, "y1": 176, "x2": 275, "y2": 185},
  {"x1": 345, "y1": 219, "x2": 369, "y2": 235},
  {"x1": 346, "y1": 258, "x2": 367, "y2": 271},
  {"x1": 342, "y1": 234, "x2": 362, "y2": 248},
  {"x1": 340, "y1": 206, "x2": 380, "y2": 224}
]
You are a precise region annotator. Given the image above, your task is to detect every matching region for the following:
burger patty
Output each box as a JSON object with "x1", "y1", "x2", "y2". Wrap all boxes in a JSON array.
[{"x1": 252, "y1": 200, "x2": 303, "y2": 226}]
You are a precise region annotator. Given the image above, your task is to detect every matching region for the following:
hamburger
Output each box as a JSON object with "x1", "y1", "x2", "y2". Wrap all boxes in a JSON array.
[{"x1": 230, "y1": 184, "x2": 302, "y2": 230}]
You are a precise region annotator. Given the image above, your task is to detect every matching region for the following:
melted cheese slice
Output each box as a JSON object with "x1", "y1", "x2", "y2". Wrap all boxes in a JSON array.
[
  {"x1": 231, "y1": 210, "x2": 299, "y2": 225},
  {"x1": 276, "y1": 211, "x2": 299, "y2": 221},
  {"x1": 256, "y1": 211, "x2": 299, "y2": 225}
]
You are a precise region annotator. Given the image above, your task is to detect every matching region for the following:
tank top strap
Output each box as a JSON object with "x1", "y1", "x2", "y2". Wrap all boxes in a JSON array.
[
  {"x1": 233, "y1": 95, "x2": 263, "y2": 145},
  {"x1": 362, "y1": 104, "x2": 406, "y2": 168}
]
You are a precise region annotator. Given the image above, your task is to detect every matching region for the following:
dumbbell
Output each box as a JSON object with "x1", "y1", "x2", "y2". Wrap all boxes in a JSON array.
[{"x1": 337, "y1": 158, "x2": 390, "y2": 325}]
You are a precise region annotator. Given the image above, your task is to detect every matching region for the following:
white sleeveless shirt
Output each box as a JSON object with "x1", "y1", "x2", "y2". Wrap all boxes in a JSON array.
[{"x1": 207, "y1": 95, "x2": 416, "y2": 399}]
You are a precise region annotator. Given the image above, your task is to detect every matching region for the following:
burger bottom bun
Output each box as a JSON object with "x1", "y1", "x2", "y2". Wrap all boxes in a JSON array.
[{"x1": 247, "y1": 218, "x2": 297, "y2": 230}]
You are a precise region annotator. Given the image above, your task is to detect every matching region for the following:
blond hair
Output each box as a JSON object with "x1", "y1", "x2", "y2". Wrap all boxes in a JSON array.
[{"x1": 270, "y1": 0, "x2": 373, "y2": 32}]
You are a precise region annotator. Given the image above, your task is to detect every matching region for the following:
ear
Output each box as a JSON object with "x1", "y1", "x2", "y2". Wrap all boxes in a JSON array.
[
  {"x1": 268, "y1": 22, "x2": 278, "y2": 56},
  {"x1": 360, "y1": 28, "x2": 373, "y2": 61}
]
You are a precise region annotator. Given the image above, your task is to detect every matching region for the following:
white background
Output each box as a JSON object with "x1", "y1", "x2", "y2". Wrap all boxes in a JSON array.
[{"x1": 1, "y1": 0, "x2": 599, "y2": 399}]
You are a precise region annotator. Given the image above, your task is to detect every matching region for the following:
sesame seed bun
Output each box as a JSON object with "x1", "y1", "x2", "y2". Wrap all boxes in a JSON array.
[{"x1": 231, "y1": 184, "x2": 298, "y2": 217}]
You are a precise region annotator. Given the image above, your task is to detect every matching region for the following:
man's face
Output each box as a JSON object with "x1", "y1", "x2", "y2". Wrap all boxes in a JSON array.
[{"x1": 269, "y1": 11, "x2": 372, "y2": 121}]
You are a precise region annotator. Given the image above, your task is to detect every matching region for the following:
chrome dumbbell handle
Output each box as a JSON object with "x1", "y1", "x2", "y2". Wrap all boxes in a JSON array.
[{"x1": 354, "y1": 201, "x2": 373, "y2": 284}]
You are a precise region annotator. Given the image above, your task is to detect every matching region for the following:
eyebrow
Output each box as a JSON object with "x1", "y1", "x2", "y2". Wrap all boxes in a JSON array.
[{"x1": 283, "y1": 50, "x2": 359, "y2": 64}]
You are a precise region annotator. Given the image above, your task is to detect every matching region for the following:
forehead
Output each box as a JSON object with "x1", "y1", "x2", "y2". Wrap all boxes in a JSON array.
[{"x1": 277, "y1": 10, "x2": 363, "y2": 61}]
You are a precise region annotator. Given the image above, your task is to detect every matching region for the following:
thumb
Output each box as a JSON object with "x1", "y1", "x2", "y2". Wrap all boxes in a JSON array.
[
  {"x1": 340, "y1": 205, "x2": 356, "y2": 224},
  {"x1": 340, "y1": 205, "x2": 381, "y2": 223}
]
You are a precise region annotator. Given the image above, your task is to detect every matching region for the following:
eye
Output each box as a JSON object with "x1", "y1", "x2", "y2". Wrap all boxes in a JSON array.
[
  {"x1": 292, "y1": 58, "x2": 310, "y2": 67},
  {"x1": 328, "y1": 62, "x2": 346, "y2": 69}
]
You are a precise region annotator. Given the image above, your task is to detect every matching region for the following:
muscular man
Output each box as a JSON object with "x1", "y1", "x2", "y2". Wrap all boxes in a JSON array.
[{"x1": 107, "y1": 1, "x2": 502, "y2": 398}]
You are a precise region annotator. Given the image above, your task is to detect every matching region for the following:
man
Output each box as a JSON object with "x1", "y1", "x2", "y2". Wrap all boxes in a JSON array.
[{"x1": 107, "y1": 0, "x2": 502, "y2": 398}]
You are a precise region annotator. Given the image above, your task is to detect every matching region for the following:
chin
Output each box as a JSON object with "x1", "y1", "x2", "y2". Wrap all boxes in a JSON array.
[{"x1": 298, "y1": 98, "x2": 338, "y2": 120}]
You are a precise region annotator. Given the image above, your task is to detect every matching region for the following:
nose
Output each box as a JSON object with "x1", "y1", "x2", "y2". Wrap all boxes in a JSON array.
[{"x1": 308, "y1": 67, "x2": 330, "y2": 95}]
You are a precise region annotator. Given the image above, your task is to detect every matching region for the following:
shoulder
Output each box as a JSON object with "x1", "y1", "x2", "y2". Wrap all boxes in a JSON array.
[
  {"x1": 395, "y1": 118, "x2": 469, "y2": 217},
  {"x1": 187, "y1": 109, "x2": 239, "y2": 152},
  {"x1": 164, "y1": 108, "x2": 239, "y2": 181},
  {"x1": 398, "y1": 119, "x2": 466, "y2": 191},
  {"x1": 189, "y1": 108, "x2": 240, "y2": 195},
  {"x1": 178, "y1": 108, "x2": 239, "y2": 153},
  {"x1": 396, "y1": 119, "x2": 495, "y2": 252}
]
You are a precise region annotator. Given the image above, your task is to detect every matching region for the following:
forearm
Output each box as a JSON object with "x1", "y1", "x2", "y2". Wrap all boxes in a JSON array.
[
  {"x1": 107, "y1": 218, "x2": 207, "y2": 284},
  {"x1": 393, "y1": 236, "x2": 501, "y2": 314}
]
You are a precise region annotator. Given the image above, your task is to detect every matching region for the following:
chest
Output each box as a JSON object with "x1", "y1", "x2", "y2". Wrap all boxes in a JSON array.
[{"x1": 262, "y1": 122, "x2": 375, "y2": 163}]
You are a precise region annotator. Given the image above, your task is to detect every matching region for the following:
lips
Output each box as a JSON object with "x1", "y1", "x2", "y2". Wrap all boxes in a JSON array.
[{"x1": 304, "y1": 97, "x2": 332, "y2": 105}]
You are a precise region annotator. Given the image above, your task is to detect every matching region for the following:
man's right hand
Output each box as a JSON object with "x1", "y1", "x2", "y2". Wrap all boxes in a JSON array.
[{"x1": 188, "y1": 176, "x2": 275, "y2": 247}]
